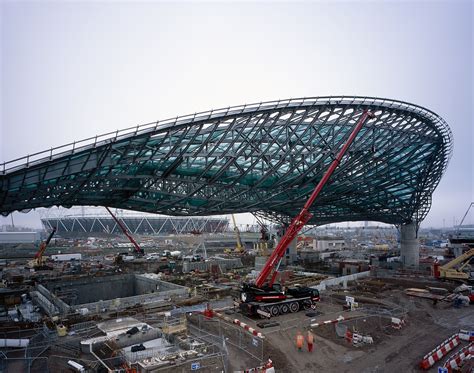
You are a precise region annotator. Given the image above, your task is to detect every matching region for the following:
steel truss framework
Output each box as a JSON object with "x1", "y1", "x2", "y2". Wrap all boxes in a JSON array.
[
  {"x1": 0, "y1": 96, "x2": 452, "y2": 227},
  {"x1": 41, "y1": 216, "x2": 229, "y2": 235}
]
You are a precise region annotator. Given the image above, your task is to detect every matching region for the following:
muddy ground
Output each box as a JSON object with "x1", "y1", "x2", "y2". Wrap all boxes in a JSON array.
[{"x1": 218, "y1": 280, "x2": 474, "y2": 373}]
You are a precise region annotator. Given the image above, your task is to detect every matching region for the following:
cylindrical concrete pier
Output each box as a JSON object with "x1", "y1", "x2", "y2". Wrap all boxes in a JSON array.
[{"x1": 400, "y1": 222, "x2": 419, "y2": 268}]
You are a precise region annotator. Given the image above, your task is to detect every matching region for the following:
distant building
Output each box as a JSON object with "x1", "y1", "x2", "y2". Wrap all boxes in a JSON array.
[
  {"x1": 312, "y1": 237, "x2": 345, "y2": 251},
  {"x1": 337, "y1": 259, "x2": 370, "y2": 275},
  {"x1": 448, "y1": 225, "x2": 474, "y2": 256},
  {"x1": 41, "y1": 214, "x2": 228, "y2": 238},
  {"x1": 0, "y1": 231, "x2": 41, "y2": 244}
]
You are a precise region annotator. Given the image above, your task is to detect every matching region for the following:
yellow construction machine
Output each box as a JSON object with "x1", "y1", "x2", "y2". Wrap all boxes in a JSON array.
[
  {"x1": 434, "y1": 248, "x2": 474, "y2": 281},
  {"x1": 231, "y1": 214, "x2": 245, "y2": 254}
]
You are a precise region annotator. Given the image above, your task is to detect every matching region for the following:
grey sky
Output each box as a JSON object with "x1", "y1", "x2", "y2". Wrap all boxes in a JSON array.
[{"x1": 1, "y1": 1, "x2": 473, "y2": 229}]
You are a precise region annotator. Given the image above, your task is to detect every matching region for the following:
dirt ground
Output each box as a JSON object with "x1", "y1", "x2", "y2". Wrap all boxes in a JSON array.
[{"x1": 225, "y1": 286, "x2": 474, "y2": 373}]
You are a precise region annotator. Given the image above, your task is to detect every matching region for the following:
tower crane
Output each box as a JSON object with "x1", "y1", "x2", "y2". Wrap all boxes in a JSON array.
[{"x1": 239, "y1": 110, "x2": 375, "y2": 317}]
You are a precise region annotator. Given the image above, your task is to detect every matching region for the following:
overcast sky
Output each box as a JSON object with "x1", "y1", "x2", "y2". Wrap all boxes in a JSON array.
[{"x1": 1, "y1": 0, "x2": 473, "y2": 229}]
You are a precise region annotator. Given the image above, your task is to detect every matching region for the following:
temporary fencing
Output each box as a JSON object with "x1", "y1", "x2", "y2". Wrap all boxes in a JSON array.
[
  {"x1": 234, "y1": 359, "x2": 275, "y2": 373},
  {"x1": 213, "y1": 311, "x2": 265, "y2": 339},
  {"x1": 345, "y1": 329, "x2": 353, "y2": 343},
  {"x1": 0, "y1": 356, "x2": 49, "y2": 372},
  {"x1": 441, "y1": 342, "x2": 473, "y2": 373},
  {"x1": 335, "y1": 323, "x2": 348, "y2": 338},
  {"x1": 188, "y1": 313, "x2": 265, "y2": 369},
  {"x1": 419, "y1": 333, "x2": 460, "y2": 370},
  {"x1": 232, "y1": 318, "x2": 265, "y2": 339}
]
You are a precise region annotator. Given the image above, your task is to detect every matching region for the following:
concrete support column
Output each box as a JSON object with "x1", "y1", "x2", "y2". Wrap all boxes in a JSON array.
[
  {"x1": 287, "y1": 237, "x2": 298, "y2": 264},
  {"x1": 400, "y1": 222, "x2": 419, "y2": 268},
  {"x1": 276, "y1": 226, "x2": 297, "y2": 265}
]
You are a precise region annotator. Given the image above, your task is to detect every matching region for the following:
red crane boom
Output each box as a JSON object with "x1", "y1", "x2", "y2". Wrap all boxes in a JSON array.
[
  {"x1": 34, "y1": 227, "x2": 57, "y2": 264},
  {"x1": 105, "y1": 207, "x2": 144, "y2": 256},
  {"x1": 255, "y1": 109, "x2": 375, "y2": 288}
]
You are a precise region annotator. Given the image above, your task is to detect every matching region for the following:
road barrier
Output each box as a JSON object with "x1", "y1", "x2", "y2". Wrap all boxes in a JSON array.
[
  {"x1": 419, "y1": 333, "x2": 460, "y2": 370},
  {"x1": 442, "y1": 342, "x2": 473, "y2": 373},
  {"x1": 459, "y1": 329, "x2": 474, "y2": 342},
  {"x1": 235, "y1": 359, "x2": 275, "y2": 373},
  {"x1": 391, "y1": 317, "x2": 405, "y2": 329},
  {"x1": 233, "y1": 319, "x2": 264, "y2": 339},
  {"x1": 310, "y1": 315, "x2": 345, "y2": 328},
  {"x1": 352, "y1": 333, "x2": 373, "y2": 346},
  {"x1": 213, "y1": 311, "x2": 265, "y2": 339}
]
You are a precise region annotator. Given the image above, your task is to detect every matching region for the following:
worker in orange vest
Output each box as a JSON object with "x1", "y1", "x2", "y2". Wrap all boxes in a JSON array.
[
  {"x1": 307, "y1": 330, "x2": 314, "y2": 352},
  {"x1": 296, "y1": 331, "x2": 304, "y2": 351}
]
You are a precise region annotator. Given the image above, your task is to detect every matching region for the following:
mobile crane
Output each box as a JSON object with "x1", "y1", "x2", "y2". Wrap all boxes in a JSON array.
[
  {"x1": 239, "y1": 110, "x2": 375, "y2": 317},
  {"x1": 106, "y1": 207, "x2": 145, "y2": 256},
  {"x1": 29, "y1": 227, "x2": 57, "y2": 270}
]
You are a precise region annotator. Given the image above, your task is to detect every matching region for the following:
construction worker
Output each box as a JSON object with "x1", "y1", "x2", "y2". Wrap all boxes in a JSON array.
[
  {"x1": 296, "y1": 331, "x2": 304, "y2": 351},
  {"x1": 307, "y1": 330, "x2": 314, "y2": 352}
]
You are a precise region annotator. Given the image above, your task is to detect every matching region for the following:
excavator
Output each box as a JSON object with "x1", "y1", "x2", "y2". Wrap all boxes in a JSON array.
[
  {"x1": 239, "y1": 110, "x2": 375, "y2": 317},
  {"x1": 434, "y1": 248, "x2": 474, "y2": 282},
  {"x1": 28, "y1": 227, "x2": 57, "y2": 270}
]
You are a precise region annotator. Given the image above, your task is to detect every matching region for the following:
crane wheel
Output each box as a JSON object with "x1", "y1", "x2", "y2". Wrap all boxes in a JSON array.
[
  {"x1": 302, "y1": 300, "x2": 312, "y2": 310},
  {"x1": 279, "y1": 304, "x2": 289, "y2": 314},
  {"x1": 270, "y1": 305, "x2": 279, "y2": 317},
  {"x1": 289, "y1": 302, "x2": 299, "y2": 313}
]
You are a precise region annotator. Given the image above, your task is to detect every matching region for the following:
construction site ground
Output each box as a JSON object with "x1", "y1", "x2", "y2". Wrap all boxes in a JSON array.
[{"x1": 212, "y1": 285, "x2": 473, "y2": 373}]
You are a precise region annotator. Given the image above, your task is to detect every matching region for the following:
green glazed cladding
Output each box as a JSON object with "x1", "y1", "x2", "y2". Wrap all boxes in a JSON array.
[{"x1": 0, "y1": 97, "x2": 452, "y2": 226}]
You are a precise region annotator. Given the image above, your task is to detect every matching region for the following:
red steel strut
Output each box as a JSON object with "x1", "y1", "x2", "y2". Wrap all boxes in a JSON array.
[
  {"x1": 106, "y1": 207, "x2": 144, "y2": 255},
  {"x1": 255, "y1": 109, "x2": 375, "y2": 288}
]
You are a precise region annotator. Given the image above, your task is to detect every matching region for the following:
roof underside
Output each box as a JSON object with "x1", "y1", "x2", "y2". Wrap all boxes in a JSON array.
[{"x1": 0, "y1": 96, "x2": 453, "y2": 226}]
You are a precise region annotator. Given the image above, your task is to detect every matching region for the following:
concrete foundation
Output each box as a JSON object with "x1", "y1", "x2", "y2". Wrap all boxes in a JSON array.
[
  {"x1": 286, "y1": 237, "x2": 298, "y2": 264},
  {"x1": 35, "y1": 274, "x2": 187, "y2": 315},
  {"x1": 46, "y1": 274, "x2": 183, "y2": 305},
  {"x1": 400, "y1": 222, "x2": 419, "y2": 268},
  {"x1": 182, "y1": 258, "x2": 242, "y2": 273},
  {"x1": 254, "y1": 256, "x2": 268, "y2": 272}
]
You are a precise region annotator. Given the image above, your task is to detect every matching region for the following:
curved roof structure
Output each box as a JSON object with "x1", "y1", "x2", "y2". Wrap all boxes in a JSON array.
[{"x1": 0, "y1": 96, "x2": 452, "y2": 226}]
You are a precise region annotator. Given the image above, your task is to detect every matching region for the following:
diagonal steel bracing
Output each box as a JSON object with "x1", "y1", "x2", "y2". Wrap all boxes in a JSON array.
[{"x1": 0, "y1": 96, "x2": 452, "y2": 227}]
